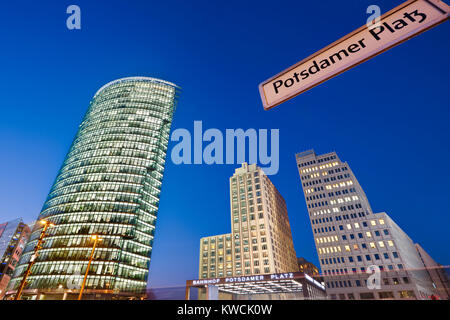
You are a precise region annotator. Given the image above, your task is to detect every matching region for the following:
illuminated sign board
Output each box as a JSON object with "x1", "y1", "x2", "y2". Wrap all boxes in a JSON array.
[{"x1": 188, "y1": 271, "x2": 326, "y2": 288}]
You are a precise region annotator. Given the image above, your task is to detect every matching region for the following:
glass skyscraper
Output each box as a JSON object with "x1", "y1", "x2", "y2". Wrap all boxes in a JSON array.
[{"x1": 8, "y1": 77, "x2": 180, "y2": 300}]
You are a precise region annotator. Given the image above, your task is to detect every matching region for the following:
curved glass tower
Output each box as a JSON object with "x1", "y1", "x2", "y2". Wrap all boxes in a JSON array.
[{"x1": 8, "y1": 77, "x2": 180, "y2": 299}]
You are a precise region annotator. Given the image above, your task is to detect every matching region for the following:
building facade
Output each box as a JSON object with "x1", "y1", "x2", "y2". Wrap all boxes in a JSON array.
[
  {"x1": 7, "y1": 77, "x2": 180, "y2": 300},
  {"x1": 415, "y1": 243, "x2": 450, "y2": 300},
  {"x1": 0, "y1": 219, "x2": 30, "y2": 299},
  {"x1": 199, "y1": 234, "x2": 233, "y2": 279},
  {"x1": 199, "y1": 163, "x2": 298, "y2": 280},
  {"x1": 297, "y1": 257, "x2": 320, "y2": 276},
  {"x1": 296, "y1": 150, "x2": 437, "y2": 300}
]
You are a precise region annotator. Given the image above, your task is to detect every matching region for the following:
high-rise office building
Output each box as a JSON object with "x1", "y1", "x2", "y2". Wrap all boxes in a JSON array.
[
  {"x1": 199, "y1": 163, "x2": 298, "y2": 279},
  {"x1": 415, "y1": 243, "x2": 450, "y2": 300},
  {"x1": 0, "y1": 219, "x2": 30, "y2": 299},
  {"x1": 296, "y1": 150, "x2": 438, "y2": 300},
  {"x1": 8, "y1": 77, "x2": 180, "y2": 300}
]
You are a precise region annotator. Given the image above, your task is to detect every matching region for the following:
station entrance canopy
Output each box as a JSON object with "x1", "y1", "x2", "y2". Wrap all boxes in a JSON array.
[{"x1": 185, "y1": 272, "x2": 325, "y2": 298}]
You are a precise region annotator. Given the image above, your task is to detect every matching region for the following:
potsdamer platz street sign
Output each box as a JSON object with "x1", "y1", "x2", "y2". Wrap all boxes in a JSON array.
[{"x1": 259, "y1": 0, "x2": 449, "y2": 110}]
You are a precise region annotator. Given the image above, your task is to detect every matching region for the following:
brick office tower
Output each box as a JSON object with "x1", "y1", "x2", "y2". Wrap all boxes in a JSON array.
[
  {"x1": 296, "y1": 150, "x2": 438, "y2": 300},
  {"x1": 199, "y1": 163, "x2": 298, "y2": 279}
]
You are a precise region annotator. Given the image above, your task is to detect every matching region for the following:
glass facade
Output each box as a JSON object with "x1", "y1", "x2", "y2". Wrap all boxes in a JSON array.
[
  {"x1": 8, "y1": 77, "x2": 179, "y2": 299},
  {"x1": 0, "y1": 219, "x2": 30, "y2": 299},
  {"x1": 0, "y1": 219, "x2": 23, "y2": 259}
]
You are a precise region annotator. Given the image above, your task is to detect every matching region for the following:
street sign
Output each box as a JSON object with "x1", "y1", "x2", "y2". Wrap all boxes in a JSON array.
[{"x1": 259, "y1": 0, "x2": 450, "y2": 110}]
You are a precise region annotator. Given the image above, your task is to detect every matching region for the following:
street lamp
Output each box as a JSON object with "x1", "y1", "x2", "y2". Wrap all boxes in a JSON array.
[
  {"x1": 14, "y1": 219, "x2": 55, "y2": 300},
  {"x1": 78, "y1": 234, "x2": 103, "y2": 300}
]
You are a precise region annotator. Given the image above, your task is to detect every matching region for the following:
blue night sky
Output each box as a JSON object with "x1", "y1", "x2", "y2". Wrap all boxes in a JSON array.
[{"x1": 0, "y1": 0, "x2": 448, "y2": 288}]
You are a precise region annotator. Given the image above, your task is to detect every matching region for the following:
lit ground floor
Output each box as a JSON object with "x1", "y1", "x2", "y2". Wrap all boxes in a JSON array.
[
  {"x1": 186, "y1": 271, "x2": 327, "y2": 300},
  {"x1": 4, "y1": 288, "x2": 145, "y2": 300},
  {"x1": 324, "y1": 272, "x2": 438, "y2": 300}
]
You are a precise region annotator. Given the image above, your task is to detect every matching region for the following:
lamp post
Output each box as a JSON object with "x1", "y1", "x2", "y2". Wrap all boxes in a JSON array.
[
  {"x1": 14, "y1": 219, "x2": 55, "y2": 300},
  {"x1": 78, "y1": 234, "x2": 102, "y2": 300}
]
